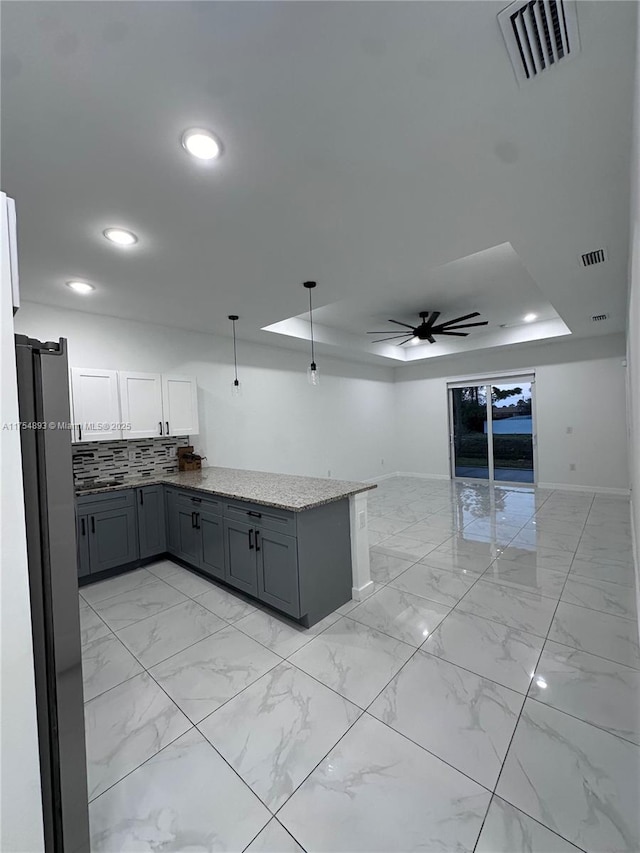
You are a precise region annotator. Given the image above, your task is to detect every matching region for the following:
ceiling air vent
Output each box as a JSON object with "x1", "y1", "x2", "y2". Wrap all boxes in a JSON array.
[
  {"x1": 580, "y1": 248, "x2": 608, "y2": 267},
  {"x1": 591, "y1": 313, "x2": 610, "y2": 322},
  {"x1": 498, "y1": 0, "x2": 580, "y2": 85}
]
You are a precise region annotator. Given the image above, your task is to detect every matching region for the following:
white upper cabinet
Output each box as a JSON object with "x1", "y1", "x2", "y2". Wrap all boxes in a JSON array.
[
  {"x1": 119, "y1": 372, "x2": 164, "y2": 439},
  {"x1": 70, "y1": 368, "x2": 121, "y2": 442},
  {"x1": 162, "y1": 375, "x2": 199, "y2": 436}
]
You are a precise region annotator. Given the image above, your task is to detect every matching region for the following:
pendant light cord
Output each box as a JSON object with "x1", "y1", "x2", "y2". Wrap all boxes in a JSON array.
[
  {"x1": 308, "y1": 287, "x2": 316, "y2": 366},
  {"x1": 232, "y1": 320, "x2": 239, "y2": 384}
]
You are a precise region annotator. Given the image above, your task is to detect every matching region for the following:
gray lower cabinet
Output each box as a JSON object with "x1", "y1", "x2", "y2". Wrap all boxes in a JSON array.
[
  {"x1": 76, "y1": 513, "x2": 91, "y2": 578},
  {"x1": 223, "y1": 518, "x2": 259, "y2": 596},
  {"x1": 79, "y1": 484, "x2": 351, "y2": 626},
  {"x1": 137, "y1": 485, "x2": 166, "y2": 558},
  {"x1": 257, "y1": 529, "x2": 299, "y2": 618},
  {"x1": 199, "y1": 509, "x2": 224, "y2": 581},
  {"x1": 76, "y1": 490, "x2": 139, "y2": 576}
]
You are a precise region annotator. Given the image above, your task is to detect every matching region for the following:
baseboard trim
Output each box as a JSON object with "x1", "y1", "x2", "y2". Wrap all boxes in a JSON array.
[
  {"x1": 393, "y1": 471, "x2": 451, "y2": 481},
  {"x1": 537, "y1": 482, "x2": 630, "y2": 496},
  {"x1": 352, "y1": 580, "x2": 375, "y2": 601},
  {"x1": 363, "y1": 472, "x2": 401, "y2": 484}
]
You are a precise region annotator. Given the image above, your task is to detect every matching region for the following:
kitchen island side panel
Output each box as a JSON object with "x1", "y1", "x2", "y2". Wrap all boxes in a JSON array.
[{"x1": 296, "y1": 498, "x2": 352, "y2": 627}]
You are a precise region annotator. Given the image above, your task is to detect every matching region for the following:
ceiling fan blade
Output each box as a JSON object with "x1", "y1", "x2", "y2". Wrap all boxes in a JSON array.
[
  {"x1": 398, "y1": 337, "x2": 417, "y2": 345},
  {"x1": 440, "y1": 312, "x2": 481, "y2": 326},
  {"x1": 388, "y1": 320, "x2": 417, "y2": 330},
  {"x1": 366, "y1": 331, "x2": 410, "y2": 334},
  {"x1": 423, "y1": 311, "x2": 441, "y2": 331},
  {"x1": 433, "y1": 321, "x2": 489, "y2": 331},
  {"x1": 371, "y1": 334, "x2": 414, "y2": 343},
  {"x1": 438, "y1": 331, "x2": 468, "y2": 337}
]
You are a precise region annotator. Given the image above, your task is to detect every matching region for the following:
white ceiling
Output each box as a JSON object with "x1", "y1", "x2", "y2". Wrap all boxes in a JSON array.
[{"x1": 1, "y1": 1, "x2": 637, "y2": 366}]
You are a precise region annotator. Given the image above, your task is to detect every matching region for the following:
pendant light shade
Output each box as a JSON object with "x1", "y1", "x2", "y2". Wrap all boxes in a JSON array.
[
  {"x1": 228, "y1": 315, "x2": 242, "y2": 396},
  {"x1": 303, "y1": 281, "x2": 319, "y2": 386}
]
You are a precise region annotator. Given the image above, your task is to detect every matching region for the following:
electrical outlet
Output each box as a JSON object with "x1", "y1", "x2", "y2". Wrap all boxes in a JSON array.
[
  {"x1": 381, "y1": 458, "x2": 385, "y2": 466},
  {"x1": 569, "y1": 463, "x2": 576, "y2": 471},
  {"x1": 128, "y1": 449, "x2": 136, "y2": 462},
  {"x1": 566, "y1": 426, "x2": 573, "y2": 435},
  {"x1": 327, "y1": 469, "x2": 331, "y2": 478},
  {"x1": 166, "y1": 446, "x2": 173, "y2": 458},
  {"x1": 359, "y1": 510, "x2": 366, "y2": 529}
]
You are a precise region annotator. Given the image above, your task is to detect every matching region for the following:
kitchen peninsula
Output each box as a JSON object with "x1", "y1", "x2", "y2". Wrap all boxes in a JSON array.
[{"x1": 75, "y1": 467, "x2": 376, "y2": 626}]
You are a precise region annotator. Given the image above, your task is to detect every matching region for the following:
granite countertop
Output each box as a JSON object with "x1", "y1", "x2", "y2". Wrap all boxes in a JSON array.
[{"x1": 75, "y1": 466, "x2": 376, "y2": 511}]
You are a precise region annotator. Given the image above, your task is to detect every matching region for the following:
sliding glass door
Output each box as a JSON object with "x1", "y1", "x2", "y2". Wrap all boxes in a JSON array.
[{"x1": 449, "y1": 377, "x2": 535, "y2": 484}]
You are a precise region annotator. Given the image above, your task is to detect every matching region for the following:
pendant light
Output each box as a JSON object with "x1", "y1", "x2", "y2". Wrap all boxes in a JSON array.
[
  {"x1": 228, "y1": 314, "x2": 241, "y2": 396},
  {"x1": 303, "y1": 281, "x2": 320, "y2": 385}
]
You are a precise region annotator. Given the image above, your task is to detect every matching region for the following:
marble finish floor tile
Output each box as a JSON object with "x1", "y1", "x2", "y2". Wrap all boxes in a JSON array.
[
  {"x1": 370, "y1": 651, "x2": 523, "y2": 788},
  {"x1": 196, "y1": 584, "x2": 259, "y2": 622},
  {"x1": 81, "y1": 634, "x2": 143, "y2": 702},
  {"x1": 244, "y1": 820, "x2": 304, "y2": 853},
  {"x1": 84, "y1": 671, "x2": 190, "y2": 801},
  {"x1": 481, "y1": 562, "x2": 568, "y2": 599},
  {"x1": 367, "y1": 516, "x2": 412, "y2": 536},
  {"x1": 510, "y1": 528, "x2": 581, "y2": 553},
  {"x1": 561, "y1": 575, "x2": 637, "y2": 620},
  {"x1": 569, "y1": 556, "x2": 636, "y2": 587},
  {"x1": 80, "y1": 568, "x2": 158, "y2": 606},
  {"x1": 91, "y1": 578, "x2": 188, "y2": 631},
  {"x1": 144, "y1": 558, "x2": 186, "y2": 581},
  {"x1": 79, "y1": 597, "x2": 111, "y2": 647},
  {"x1": 436, "y1": 536, "x2": 500, "y2": 559},
  {"x1": 531, "y1": 640, "x2": 640, "y2": 745},
  {"x1": 497, "y1": 699, "x2": 640, "y2": 853},
  {"x1": 456, "y1": 579, "x2": 558, "y2": 638},
  {"x1": 496, "y1": 545, "x2": 574, "y2": 572},
  {"x1": 368, "y1": 550, "x2": 415, "y2": 585},
  {"x1": 475, "y1": 796, "x2": 583, "y2": 853},
  {"x1": 288, "y1": 617, "x2": 414, "y2": 708},
  {"x1": 159, "y1": 565, "x2": 220, "y2": 599},
  {"x1": 150, "y1": 625, "x2": 281, "y2": 723},
  {"x1": 574, "y1": 540, "x2": 634, "y2": 568},
  {"x1": 347, "y1": 585, "x2": 451, "y2": 646},
  {"x1": 89, "y1": 728, "x2": 270, "y2": 852},
  {"x1": 419, "y1": 548, "x2": 494, "y2": 575},
  {"x1": 388, "y1": 561, "x2": 478, "y2": 607},
  {"x1": 278, "y1": 713, "x2": 491, "y2": 853},
  {"x1": 424, "y1": 609, "x2": 543, "y2": 693},
  {"x1": 371, "y1": 534, "x2": 440, "y2": 562},
  {"x1": 549, "y1": 602, "x2": 640, "y2": 670},
  {"x1": 199, "y1": 662, "x2": 361, "y2": 811},
  {"x1": 116, "y1": 599, "x2": 227, "y2": 668},
  {"x1": 234, "y1": 607, "x2": 339, "y2": 658}
]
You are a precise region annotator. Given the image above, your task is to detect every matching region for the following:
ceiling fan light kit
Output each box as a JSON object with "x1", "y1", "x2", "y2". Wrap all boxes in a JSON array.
[{"x1": 368, "y1": 310, "x2": 489, "y2": 345}]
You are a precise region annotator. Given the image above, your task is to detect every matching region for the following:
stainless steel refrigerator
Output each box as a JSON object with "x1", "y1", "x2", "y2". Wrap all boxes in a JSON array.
[{"x1": 15, "y1": 334, "x2": 90, "y2": 853}]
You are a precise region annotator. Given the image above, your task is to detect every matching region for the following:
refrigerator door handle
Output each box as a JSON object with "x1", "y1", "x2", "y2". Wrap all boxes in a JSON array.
[{"x1": 90, "y1": 516, "x2": 95, "y2": 534}]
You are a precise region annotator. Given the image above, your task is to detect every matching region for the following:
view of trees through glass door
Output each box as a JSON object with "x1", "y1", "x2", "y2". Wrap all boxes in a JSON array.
[{"x1": 449, "y1": 378, "x2": 535, "y2": 483}]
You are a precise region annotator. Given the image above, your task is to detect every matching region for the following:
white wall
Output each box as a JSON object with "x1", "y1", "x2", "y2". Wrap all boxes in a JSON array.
[
  {"x1": 627, "y1": 13, "x2": 640, "y2": 627},
  {"x1": 0, "y1": 210, "x2": 45, "y2": 849},
  {"x1": 14, "y1": 301, "x2": 397, "y2": 482},
  {"x1": 394, "y1": 334, "x2": 629, "y2": 492}
]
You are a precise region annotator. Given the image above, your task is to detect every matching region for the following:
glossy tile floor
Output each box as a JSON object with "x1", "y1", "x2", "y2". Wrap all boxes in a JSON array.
[{"x1": 79, "y1": 477, "x2": 640, "y2": 852}]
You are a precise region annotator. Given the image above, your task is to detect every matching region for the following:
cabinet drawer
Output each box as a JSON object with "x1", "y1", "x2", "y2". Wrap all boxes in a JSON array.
[
  {"x1": 223, "y1": 499, "x2": 296, "y2": 536},
  {"x1": 175, "y1": 490, "x2": 222, "y2": 515},
  {"x1": 76, "y1": 489, "x2": 135, "y2": 513}
]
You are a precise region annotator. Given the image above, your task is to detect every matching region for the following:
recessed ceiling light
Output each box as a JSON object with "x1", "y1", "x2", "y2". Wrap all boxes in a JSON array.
[
  {"x1": 181, "y1": 128, "x2": 222, "y2": 161},
  {"x1": 66, "y1": 280, "x2": 95, "y2": 295},
  {"x1": 523, "y1": 313, "x2": 537, "y2": 323},
  {"x1": 103, "y1": 227, "x2": 138, "y2": 246}
]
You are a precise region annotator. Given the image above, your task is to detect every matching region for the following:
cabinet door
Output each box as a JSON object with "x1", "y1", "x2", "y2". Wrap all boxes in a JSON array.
[
  {"x1": 76, "y1": 513, "x2": 91, "y2": 578},
  {"x1": 70, "y1": 367, "x2": 121, "y2": 442},
  {"x1": 165, "y1": 489, "x2": 179, "y2": 555},
  {"x1": 161, "y1": 375, "x2": 199, "y2": 436},
  {"x1": 199, "y1": 509, "x2": 224, "y2": 581},
  {"x1": 88, "y1": 506, "x2": 139, "y2": 573},
  {"x1": 223, "y1": 519, "x2": 258, "y2": 596},
  {"x1": 257, "y1": 530, "x2": 300, "y2": 618},
  {"x1": 137, "y1": 485, "x2": 166, "y2": 559},
  {"x1": 176, "y1": 506, "x2": 201, "y2": 566},
  {"x1": 119, "y1": 372, "x2": 164, "y2": 439}
]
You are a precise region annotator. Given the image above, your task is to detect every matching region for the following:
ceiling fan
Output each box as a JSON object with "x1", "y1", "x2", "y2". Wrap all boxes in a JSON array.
[{"x1": 368, "y1": 311, "x2": 489, "y2": 345}]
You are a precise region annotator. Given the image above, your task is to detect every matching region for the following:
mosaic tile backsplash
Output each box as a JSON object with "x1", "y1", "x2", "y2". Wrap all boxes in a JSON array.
[{"x1": 72, "y1": 436, "x2": 190, "y2": 486}]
